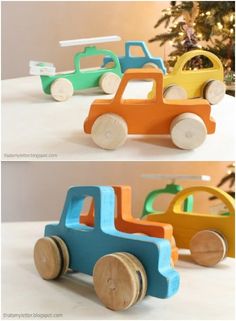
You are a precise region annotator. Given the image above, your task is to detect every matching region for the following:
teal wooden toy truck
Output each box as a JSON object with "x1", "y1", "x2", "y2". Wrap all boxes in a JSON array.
[
  {"x1": 30, "y1": 36, "x2": 123, "y2": 101},
  {"x1": 102, "y1": 41, "x2": 167, "y2": 74},
  {"x1": 34, "y1": 186, "x2": 180, "y2": 311}
]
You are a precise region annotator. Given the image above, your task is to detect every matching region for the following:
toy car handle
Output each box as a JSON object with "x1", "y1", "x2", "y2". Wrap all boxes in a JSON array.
[
  {"x1": 60, "y1": 186, "x2": 116, "y2": 231},
  {"x1": 125, "y1": 41, "x2": 150, "y2": 58},
  {"x1": 168, "y1": 186, "x2": 234, "y2": 216},
  {"x1": 73, "y1": 47, "x2": 120, "y2": 73},
  {"x1": 141, "y1": 184, "x2": 193, "y2": 217},
  {"x1": 173, "y1": 50, "x2": 223, "y2": 74}
]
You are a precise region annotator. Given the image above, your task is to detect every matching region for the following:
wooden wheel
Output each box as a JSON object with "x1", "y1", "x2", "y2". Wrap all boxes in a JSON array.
[
  {"x1": 99, "y1": 72, "x2": 121, "y2": 94},
  {"x1": 204, "y1": 80, "x2": 225, "y2": 105},
  {"x1": 170, "y1": 112, "x2": 207, "y2": 150},
  {"x1": 190, "y1": 230, "x2": 227, "y2": 267},
  {"x1": 50, "y1": 78, "x2": 73, "y2": 102},
  {"x1": 164, "y1": 85, "x2": 187, "y2": 100},
  {"x1": 93, "y1": 252, "x2": 147, "y2": 311},
  {"x1": 142, "y1": 62, "x2": 159, "y2": 69},
  {"x1": 91, "y1": 113, "x2": 127, "y2": 150},
  {"x1": 34, "y1": 236, "x2": 69, "y2": 280}
]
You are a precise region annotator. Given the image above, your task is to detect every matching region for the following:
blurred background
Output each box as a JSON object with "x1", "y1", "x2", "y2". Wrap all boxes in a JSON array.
[
  {"x1": 2, "y1": 161, "x2": 234, "y2": 222},
  {"x1": 2, "y1": 1, "x2": 235, "y2": 94}
]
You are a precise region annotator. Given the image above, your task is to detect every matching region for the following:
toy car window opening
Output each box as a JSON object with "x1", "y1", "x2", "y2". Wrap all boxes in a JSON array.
[
  {"x1": 129, "y1": 45, "x2": 146, "y2": 57},
  {"x1": 121, "y1": 79, "x2": 156, "y2": 101},
  {"x1": 175, "y1": 191, "x2": 230, "y2": 216},
  {"x1": 182, "y1": 55, "x2": 214, "y2": 71},
  {"x1": 79, "y1": 54, "x2": 117, "y2": 72}
]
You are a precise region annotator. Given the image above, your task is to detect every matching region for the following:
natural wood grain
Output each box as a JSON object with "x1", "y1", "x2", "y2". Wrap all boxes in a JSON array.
[
  {"x1": 99, "y1": 72, "x2": 121, "y2": 94},
  {"x1": 170, "y1": 112, "x2": 207, "y2": 149},
  {"x1": 50, "y1": 78, "x2": 73, "y2": 102},
  {"x1": 164, "y1": 85, "x2": 187, "y2": 100},
  {"x1": 91, "y1": 113, "x2": 128, "y2": 150},
  {"x1": 190, "y1": 230, "x2": 227, "y2": 267},
  {"x1": 204, "y1": 80, "x2": 226, "y2": 105},
  {"x1": 93, "y1": 252, "x2": 147, "y2": 311}
]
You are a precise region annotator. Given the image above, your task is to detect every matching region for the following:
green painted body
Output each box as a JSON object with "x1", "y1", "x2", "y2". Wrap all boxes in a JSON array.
[
  {"x1": 142, "y1": 184, "x2": 194, "y2": 217},
  {"x1": 40, "y1": 46, "x2": 122, "y2": 94}
]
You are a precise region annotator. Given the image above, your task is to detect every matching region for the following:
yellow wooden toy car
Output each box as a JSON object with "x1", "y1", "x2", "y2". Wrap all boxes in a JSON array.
[
  {"x1": 148, "y1": 50, "x2": 225, "y2": 105},
  {"x1": 143, "y1": 185, "x2": 235, "y2": 267}
]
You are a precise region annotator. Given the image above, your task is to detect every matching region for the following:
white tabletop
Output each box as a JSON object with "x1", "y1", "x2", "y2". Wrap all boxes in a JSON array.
[
  {"x1": 2, "y1": 76, "x2": 235, "y2": 161},
  {"x1": 2, "y1": 222, "x2": 235, "y2": 320}
]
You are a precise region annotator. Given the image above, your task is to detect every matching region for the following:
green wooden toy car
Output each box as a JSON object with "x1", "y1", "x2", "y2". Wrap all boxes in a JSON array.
[{"x1": 30, "y1": 36, "x2": 123, "y2": 101}]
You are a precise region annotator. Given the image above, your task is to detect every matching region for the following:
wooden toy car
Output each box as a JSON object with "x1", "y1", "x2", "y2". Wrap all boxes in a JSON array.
[
  {"x1": 34, "y1": 186, "x2": 179, "y2": 311},
  {"x1": 148, "y1": 50, "x2": 225, "y2": 104},
  {"x1": 141, "y1": 182, "x2": 193, "y2": 218},
  {"x1": 102, "y1": 41, "x2": 167, "y2": 74},
  {"x1": 84, "y1": 69, "x2": 216, "y2": 150},
  {"x1": 143, "y1": 185, "x2": 235, "y2": 267},
  {"x1": 30, "y1": 36, "x2": 122, "y2": 101},
  {"x1": 80, "y1": 185, "x2": 179, "y2": 265}
]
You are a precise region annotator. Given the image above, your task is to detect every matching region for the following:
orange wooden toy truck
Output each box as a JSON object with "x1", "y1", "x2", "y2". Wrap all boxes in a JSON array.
[
  {"x1": 80, "y1": 185, "x2": 179, "y2": 264},
  {"x1": 84, "y1": 69, "x2": 216, "y2": 150}
]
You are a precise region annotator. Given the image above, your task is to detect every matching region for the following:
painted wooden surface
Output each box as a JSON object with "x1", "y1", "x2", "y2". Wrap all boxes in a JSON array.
[
  {"x1": 84, "y1": 69, "x2": 215, "y2": 150},
  {"x1": 149, "y1": 50, "x2": 225, "y2": 104},
  {"x1": 80, "y1": 185, "x2": 179, "y2": 264},
  {"x1": 35, "y1": 186, "x2": 179, "y2": 303},
  {"x1": 144, "y1": 186, "x2": 235, "y2": 259},
  {"x1": 35, "y1": 46, "x2": 122, "y2": 98},
  {"x1": 102, "y1": 41, "x2": 167, "y2": 74}
]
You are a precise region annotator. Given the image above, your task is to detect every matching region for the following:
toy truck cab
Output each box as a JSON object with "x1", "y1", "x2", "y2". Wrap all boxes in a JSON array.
[
  {"x1": 80, "y1": 185, "x2": 179, "y2": 264},
  {"x1": 103, "y1": 41, "x2": 167, "y2": 74},
  {"x1": 149, "y1": 50, "x2": 225, "y2": 104},
  {"x1": 144, "y1": 186, "x2": 235, "y2": 267},
  {"x1": 34, "y1": 186, "x2": 179, "y2": 311},
  {"x1": 84, "y1": 68, "x2": 215, "y2": 150}
]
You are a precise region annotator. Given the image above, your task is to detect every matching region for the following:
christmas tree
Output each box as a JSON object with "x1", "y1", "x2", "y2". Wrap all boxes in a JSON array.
[{"x1": 149, "y1": 1, "x2": 235, "y2": 76}]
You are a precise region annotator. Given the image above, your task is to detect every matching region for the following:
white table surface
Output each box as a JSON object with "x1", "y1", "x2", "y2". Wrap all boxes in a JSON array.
[
  {"x1": 2, "y1": 76, "x2": 235, "y2": 161},
  {"x1": 2, "y1": 222, "x2": 235, "y2": 320}
]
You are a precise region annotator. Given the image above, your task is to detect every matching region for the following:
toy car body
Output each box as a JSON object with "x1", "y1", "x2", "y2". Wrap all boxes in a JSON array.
[
  {"x1": 144, "y1": 186, "x2": 235, "y2": 266},
  {"x1": 38, "y1": 46, "x2": 122, "y2": 101},
  {"x1": 148, "y1": 49, "x2": 225, "y2": 104},
  {"x1": 34, "y1": 186, "x2": 179, "y2": 310},
  {"x1": 103, "y1": 41, "x2": 167, "y2": 74},
  {"x1": 84, "y1": 69, "x2": 216, "y2": 150},
  {"x1": 80, "y1": 185, "x2": 179, "y2": 264}
]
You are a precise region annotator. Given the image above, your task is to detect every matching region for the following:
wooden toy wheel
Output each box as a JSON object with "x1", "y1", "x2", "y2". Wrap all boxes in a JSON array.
[
  {"x1": 50, "y1": 78, "x2": 73, "y2": 102},
  {"x1": 91, "y1": 113, "x2": 128, "y2": 150},
  {"x1": 142, "y1": 62, "x2": 159, "y2": 69},
  {"x1": 164, "y1": 85, "x2": 187, "y2": 100},
  {"x1": 34, "y1": 236, "x2": 69, "y2": 280},
  {"x1": 190, "y1": 230, "x2": 227, "y2": 267},
  {"x1": 93, "y1": 252, "x2": 147, "y2": 311},
  {"x1": 203, "y1": 80, "x2": 225, "y2": 105},
  {"x1": 170, "y1": 112, "x2": 207, "y2": 150},
  {"x1": 99, "y1": 72, "x2": 121, "y2": 94}
]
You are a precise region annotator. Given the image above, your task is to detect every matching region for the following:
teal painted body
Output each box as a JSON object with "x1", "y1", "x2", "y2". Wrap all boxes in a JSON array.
[
  {"x1": 103, "y1": 41, "x2": 167, "y2": 74},
  {"x1": 44, "y1": 186, "x2": 180, "y2": 299},
  {"x1": 142, "y1": 184, "x2": 194, "y2": 217},
  {"x1": 40, "y1": 47, "x2": 122, "y2": 94}
]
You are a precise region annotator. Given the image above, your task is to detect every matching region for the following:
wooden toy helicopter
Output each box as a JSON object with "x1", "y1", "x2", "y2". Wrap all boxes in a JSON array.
[{"x1": 30, "y1": 36, "x2": 122, "y2": 101}]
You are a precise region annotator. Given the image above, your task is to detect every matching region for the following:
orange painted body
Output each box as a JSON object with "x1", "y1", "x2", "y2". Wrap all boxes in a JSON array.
[
  {"x1": 80, "y1": 185, "x2": 179, "y2": 264},
  {"x1": 84, "y1": 69, "x2": 215, "y2": 135}
]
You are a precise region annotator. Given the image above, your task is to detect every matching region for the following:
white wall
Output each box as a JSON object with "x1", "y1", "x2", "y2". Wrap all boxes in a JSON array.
[
  {"x1": 2, "y1": 161, "x2": 232, "y2": 222},
  {"x1": 2, "y1": 1, "x2": 170, "y2": 79}
]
